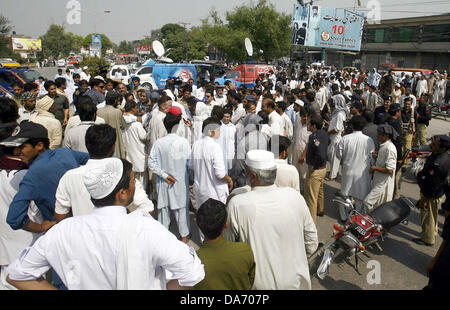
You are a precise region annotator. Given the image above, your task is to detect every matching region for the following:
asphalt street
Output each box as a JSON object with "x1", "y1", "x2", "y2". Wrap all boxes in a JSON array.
[{"x1": 38, "y1": 66, "x2": 450, "y2": 289}]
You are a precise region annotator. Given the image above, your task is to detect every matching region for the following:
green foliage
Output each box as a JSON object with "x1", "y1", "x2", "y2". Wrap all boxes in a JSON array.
[
  {"x1": 225, "y1": 0, "x2": 291, "y2": 62},
  {"x1": 79, "y1": 57, "x2": 109, "y2": 76},
  {"x1": 142, "y1": 0, "x2": 291, "y2": 62},
  {"x1": 117, "y1": 40, "x2": 134, "y2": 54},
  {"x1": 40, "y1": 25, "x2": 73, "y2": 58},
  {"x1": 0, "y1": 14, "x2": 14, "y2": 58}
]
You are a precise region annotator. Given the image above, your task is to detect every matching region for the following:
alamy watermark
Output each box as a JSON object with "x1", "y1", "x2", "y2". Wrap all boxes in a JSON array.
[
  {"x1": 66, "y1": 0, "x2": 81, "y2": 25},
  {"x1": 366, "y1": 0, "x2": 381, "y2": 24},
  {"x1": 366, "y1": 260, "x2": 381, "y2": 285}
]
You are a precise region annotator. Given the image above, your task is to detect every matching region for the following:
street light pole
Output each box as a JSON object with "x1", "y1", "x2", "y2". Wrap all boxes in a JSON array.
[{"x1": 178, "y1": 22, "x2": 190, "y2": 61}]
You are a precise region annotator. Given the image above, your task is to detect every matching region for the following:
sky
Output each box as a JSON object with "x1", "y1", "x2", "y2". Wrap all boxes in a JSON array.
[{"x1": 3, "y1": 0, "x2": 450, "y2": 44}]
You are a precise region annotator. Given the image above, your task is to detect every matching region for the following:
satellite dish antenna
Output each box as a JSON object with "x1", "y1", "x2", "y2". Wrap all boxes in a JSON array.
[
  {"x1": 245, "y1": 38, "x2": 253, "y2": 57},
  {"x1": 152, "y1": 40, "x2": 165, "y2": 58}
]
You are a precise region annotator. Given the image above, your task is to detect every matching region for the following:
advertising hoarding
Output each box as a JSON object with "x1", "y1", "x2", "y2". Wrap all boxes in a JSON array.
[
  {"x1": 11, "y1": 38, "x2": 42, "y2": 52},
  {"x1": 292, "y1": 4, "x2": 364, "y2": 51}
]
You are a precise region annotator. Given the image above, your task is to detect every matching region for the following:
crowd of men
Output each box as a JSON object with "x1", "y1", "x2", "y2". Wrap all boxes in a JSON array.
[{"x1": 0, "y1": 62, "x2": 449, "y2": 290}]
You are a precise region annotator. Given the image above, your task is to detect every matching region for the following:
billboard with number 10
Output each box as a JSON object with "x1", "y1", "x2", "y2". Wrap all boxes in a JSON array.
[{"x1": 292, "y1": 4, "x2": 364, "y2": 51}]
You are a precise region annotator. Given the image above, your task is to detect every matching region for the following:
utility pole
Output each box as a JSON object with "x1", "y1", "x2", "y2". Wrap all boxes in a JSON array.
[{"x1": 178, "y1": 22, "x2": 190, "y2": 61}]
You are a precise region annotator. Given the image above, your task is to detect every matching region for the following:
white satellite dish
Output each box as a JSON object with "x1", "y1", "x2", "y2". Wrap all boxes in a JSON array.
[
  {"x1": 152, "y1": 40, "x2": 165, "y2": 57},
  {"x1": 244, "y1": 38, "x2": 253, "y2": 57}
]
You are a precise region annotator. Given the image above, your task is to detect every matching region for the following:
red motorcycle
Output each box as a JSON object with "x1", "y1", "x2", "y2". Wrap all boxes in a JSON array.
[{"x1": 308, "y1": 196, "x2": 414, "y2": 279}]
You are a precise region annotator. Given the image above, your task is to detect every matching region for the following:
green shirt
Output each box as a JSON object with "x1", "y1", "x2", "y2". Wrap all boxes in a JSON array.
[
  {"x1": 192, "y1": 238, "x2": 255, "y2": 290},
  {"x1": 50, "y1": 94, "x2": 69, "y2": 125}
]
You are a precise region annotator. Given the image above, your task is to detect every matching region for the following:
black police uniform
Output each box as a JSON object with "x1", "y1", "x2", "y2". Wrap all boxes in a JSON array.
[
  {"x1": 306, "y1": 129, "x2": 328, "y2": 169},
  {"x1": 417, "y1": 152, "x2": 450, "y2": 201}
]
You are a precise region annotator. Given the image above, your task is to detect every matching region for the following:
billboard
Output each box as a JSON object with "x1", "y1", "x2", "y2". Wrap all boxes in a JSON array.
[
  {"x1": 138, "y1": 45, "x2": 151, "y2": 55},
  {"x1": 11, "y1": 38, "x2": 42, "y2": 52},
  {"x1": 91, "y1": 35, "x2": 102, "y2": 49},
  {"x1": 292, "y1": 4, "x2": 364, "y2": 51}
]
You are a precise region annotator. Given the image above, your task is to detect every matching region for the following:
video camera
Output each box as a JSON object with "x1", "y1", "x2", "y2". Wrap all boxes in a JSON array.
[{"x1": 167, "y1": 76, "x2": 183, "y2": 86}]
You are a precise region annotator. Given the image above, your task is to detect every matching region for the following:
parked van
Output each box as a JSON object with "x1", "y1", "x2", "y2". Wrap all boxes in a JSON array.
[
  {"x1": 131, "y1": 59, "x2": 197, "y2": 90},
  {"x1": 214, "y1": 63, "x2": 276, "y2": 88}
]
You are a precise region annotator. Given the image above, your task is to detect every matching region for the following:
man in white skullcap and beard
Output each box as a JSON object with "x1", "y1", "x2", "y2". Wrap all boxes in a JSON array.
[
  {"x1": 224, "y1": 150, "x2": 318, "y2": 290},
  {"x1": 7, "y1": 158, "x2": 204, "y2": 290}
]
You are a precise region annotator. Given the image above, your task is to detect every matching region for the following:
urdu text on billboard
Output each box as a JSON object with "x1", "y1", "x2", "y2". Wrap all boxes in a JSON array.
[
  {"x1": 292, "y1": 4, "x2": 364, "y2": 51},
  {"x1": 12, "y1": 38, "x2": 42, "y2": 52}
]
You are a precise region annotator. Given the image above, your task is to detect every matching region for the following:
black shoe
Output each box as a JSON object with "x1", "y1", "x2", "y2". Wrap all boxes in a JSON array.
[
  {"x1": 317, "y1": 212, "x2": 324, "y2": 217},
  {"x1": 412, "y1": 238, "x2": 433, "y2": 247}
]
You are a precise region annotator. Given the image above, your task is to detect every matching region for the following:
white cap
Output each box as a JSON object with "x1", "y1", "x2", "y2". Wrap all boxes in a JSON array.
[
  {"x1": 245, "y1": 150, "x2": 276, "y2": 170},
  {"x1": 295, "y1": 99, "x2": 304, "y2": 107},
  {"x1": 83, "y1": 66, "x2": 88, "y2": 70},
  {"x1": 94, "y1": 75, "x2": 106, "y2": 83},
  {"x1": 83, "y1": 158, "x2": 123, "y2": 200},
  {"x1": 395, "y1": 83, "x2": 400, "y2": 87}
]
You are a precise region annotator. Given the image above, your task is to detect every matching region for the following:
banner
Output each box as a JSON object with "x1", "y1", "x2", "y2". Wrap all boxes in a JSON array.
[
  {"x1": 293, "y1": 4, "x2": 364, "y2": 51},
  {"x1": 11, "y1": 38, "x2": 42, "y2": 52},
  {"x1": 138, "y1": 45, "x2": 151, "y2": 55},
  {"x1": 91, "y1": 35, "x2": 102, "y2": 49}
]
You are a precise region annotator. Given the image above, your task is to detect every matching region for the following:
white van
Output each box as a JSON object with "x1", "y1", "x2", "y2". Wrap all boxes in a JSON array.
[
  {"x1": 130, "y1": 66, "x2": 158, "y2": 90},
  {"x1": 108, "y1": 65, "x2": 131, "y2": 85}
]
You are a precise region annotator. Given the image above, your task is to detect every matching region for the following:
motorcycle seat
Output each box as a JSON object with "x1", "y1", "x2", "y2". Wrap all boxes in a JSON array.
[{"x1": 369, "y1": 197, "x2": 412, "y2": 230}]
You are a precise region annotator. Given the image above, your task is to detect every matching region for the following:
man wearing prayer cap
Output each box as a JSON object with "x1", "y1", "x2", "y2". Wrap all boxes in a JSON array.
[
  {"x1": 29, "y1": 96, "x2": 62, "y2": 149},
  {"x1": 414, "y1": 135, "x2": 450, "y2": 246},
  {"x1": 7, "y1": 158, "x2": 205, "y2": 290},
  {"x1": 224, "y1": 149, "x2": 318, "y2": 290},
  {"x1": 363, "y1": 124, "x2": 398, "y2": 210}
]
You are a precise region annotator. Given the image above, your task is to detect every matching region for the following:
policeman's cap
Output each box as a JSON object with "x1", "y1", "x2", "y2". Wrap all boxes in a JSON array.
[{"x1": 434, "y1": 135, "x2": 450, "y2": 149}]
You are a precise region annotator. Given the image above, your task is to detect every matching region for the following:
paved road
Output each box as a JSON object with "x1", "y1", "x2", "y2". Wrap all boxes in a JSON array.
[{"x1": 35, "y1": 66, "x2": 58, "y2": 80}]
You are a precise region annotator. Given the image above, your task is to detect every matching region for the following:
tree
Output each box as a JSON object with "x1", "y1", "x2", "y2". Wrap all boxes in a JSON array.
[
  {"x1": 79, "y1": 57, "x2": 109, "y2": 76},
  {"x1": 0, "y1": 15, "x2": 12, "y2": 57},
  {"x1": 225, "y1": 0, "x2": 291, "y2": 62},
  {"x1": 117, "y1": 40, "x2": 134, "y2": 54},
  {"x1": 40, "y1": 24, "x2": 72, "y2": 59}
]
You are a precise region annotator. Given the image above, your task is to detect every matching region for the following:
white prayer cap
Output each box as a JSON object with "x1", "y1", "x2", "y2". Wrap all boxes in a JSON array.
[
  {"x1": 94, "y1": 75, "x2": 106, "y2": 83},
  {"x1": 245, "y1": 150, "x2": 276, "y2": 170},
  {"x1": 83, "y1": 158, "x2": 123, "y2": 199},
  {"x1": 83, "y1": 66, "x2": 88, "y2": 70},
  {"x1": 294, "y1": 99, "x2": 304, "y2": 106}
]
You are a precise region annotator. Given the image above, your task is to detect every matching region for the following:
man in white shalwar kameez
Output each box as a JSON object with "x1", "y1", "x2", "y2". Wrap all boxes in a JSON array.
[
  {"x1": 337, "y1": 116, "x2": 375, "y2": 200},
  {"x1": 189, "y1": 117, "x2": 233, "y2": 209},
  {"x1": 291, "y1": 108, "x2": 311, "y2": 192},
  {"x1": 270, "y1": 135, "x2": 300, "y2": 191},
  {"x1": 224, "y1": 150, "x2": 318, "y2": 290},
  {"x1": 363, "y1": 124, "x2": 398, "y2": 210},
  {"x1": 415, "y1": 75, "x2": 428, "y2": 98},
  {"x1": 7, "y1": 158, "x2": 204, "y2": 290},
  {"x1": 122, "y1": 102, "x2": 147, "y2": 185},
  {"x1": 216, "y1": 108, "x2": 236, "y2": 172},
  {"x1": 149, "y1": 108, "x2": 191, "y2": 243},
  {"x1": 327, "y1": 85, "x2": 348, "y2": 180}
]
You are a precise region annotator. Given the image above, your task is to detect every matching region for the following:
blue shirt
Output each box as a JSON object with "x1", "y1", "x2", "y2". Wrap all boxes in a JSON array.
[{"x1": 7, "y1": 148, "x2": 90, "y2": 230}]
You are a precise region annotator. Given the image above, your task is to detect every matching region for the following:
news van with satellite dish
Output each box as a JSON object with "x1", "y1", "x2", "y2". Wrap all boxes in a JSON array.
[
  {"x1": 214, "y1": 38, "x2": 275, "y2": 88},
  {"x1": 130, "y1": 40, "x2": 197, "y2": 90}
]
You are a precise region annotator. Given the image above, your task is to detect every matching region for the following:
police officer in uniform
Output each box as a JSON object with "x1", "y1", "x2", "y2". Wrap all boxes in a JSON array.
[
  {"x1": 374, "y1": 96, "x2": 392, "y2": 125},
  {"x1": 304, "y1": 115, "x2": 329, "y2": 224},
  {"x1": 424, "y1": 170, "x2": 450, "y2": 289},
  {"x1": 414, "y1": 135, "x2": 450, "y2": 246},
  {"x1": 400, "y1": 97, "x2": 418, "y2": 168}
]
